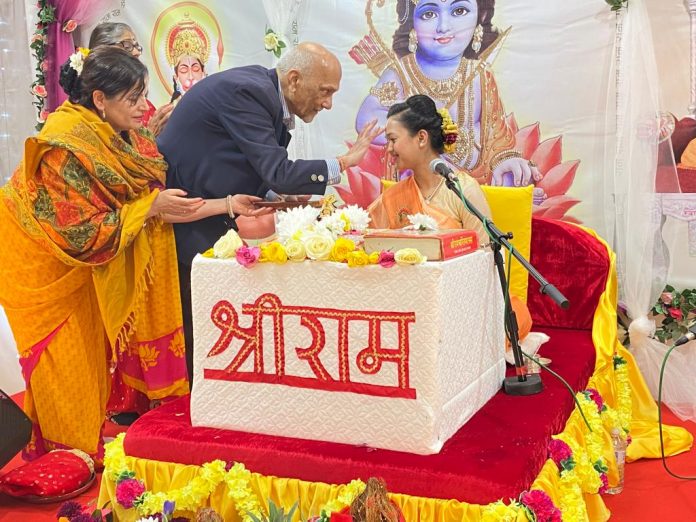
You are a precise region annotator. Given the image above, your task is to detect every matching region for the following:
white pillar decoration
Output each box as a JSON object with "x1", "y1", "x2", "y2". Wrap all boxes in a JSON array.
[{"x1": 689, "y1": 0, "x2": 696, "y2": 116}]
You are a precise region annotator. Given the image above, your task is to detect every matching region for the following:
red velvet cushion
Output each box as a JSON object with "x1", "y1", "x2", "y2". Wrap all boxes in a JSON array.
[
  {"x1": 0, "y1": 450, "x2": 92, "y2": 498},
  {"x1": 671, "y1": 116, "x2": 696, "y2": 163},
  {"x1": 678, "y1": 166, "x2": 696, "y2": 193},
  {"x1": 527, "y1": 217, "x2": 610, "y2": 330}
]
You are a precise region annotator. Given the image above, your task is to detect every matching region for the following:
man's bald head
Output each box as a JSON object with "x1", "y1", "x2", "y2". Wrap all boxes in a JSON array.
[{"x1": 277, "y1": 42, "x2": 342, "y2": 123}]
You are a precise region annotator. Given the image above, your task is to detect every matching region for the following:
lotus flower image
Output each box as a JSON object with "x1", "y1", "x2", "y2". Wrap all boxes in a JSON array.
[{"x1": 336, "y1": 114, "x2": 581, "y2": 222}]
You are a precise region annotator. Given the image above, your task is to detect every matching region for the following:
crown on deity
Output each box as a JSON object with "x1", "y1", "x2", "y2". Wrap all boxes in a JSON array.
[{"x1": 165, "y1": 14, "x2": 210, "y2": 67}]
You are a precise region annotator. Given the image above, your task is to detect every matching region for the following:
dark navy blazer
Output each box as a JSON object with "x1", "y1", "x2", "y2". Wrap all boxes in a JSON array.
[{"x1": 158, "y1": 65, "x2": 329, "y2": 265}]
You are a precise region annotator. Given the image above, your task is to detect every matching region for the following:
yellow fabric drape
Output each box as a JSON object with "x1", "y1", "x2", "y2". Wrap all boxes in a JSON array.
[{"x1": 98, "y1": 223, "x2": 692, "y2": 520}]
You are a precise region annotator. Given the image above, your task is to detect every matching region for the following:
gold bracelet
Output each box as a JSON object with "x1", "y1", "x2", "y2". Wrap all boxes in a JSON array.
[{"x1": 489, "y1": 149, "x2": 523, "y2": 172}]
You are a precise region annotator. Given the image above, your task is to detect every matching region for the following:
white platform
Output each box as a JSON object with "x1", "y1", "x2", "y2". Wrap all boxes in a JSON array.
[{"x1": 190, "y1": 251, "x2": 505, "y2": 455}]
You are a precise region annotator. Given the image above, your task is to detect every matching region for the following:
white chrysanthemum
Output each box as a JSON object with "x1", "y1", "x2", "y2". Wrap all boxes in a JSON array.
[
  {"x1": 135, "y1": 517, "x2": 159, "y2": 522},
  {"x1": 341, "y1": 205, "x2": 371, "y2": 233},
  {"x1": 275, "y1": 206, "x2": 321, "y2": 242},
  {"x1": 315, "y1": 212, "x2": 346, "y2": 240},
  {"x1": 406, "y1": 213, "x2": 439, "y2": 232},
  {"x1": 69, "y1": 51, "x2": 85, "y2": 75}
]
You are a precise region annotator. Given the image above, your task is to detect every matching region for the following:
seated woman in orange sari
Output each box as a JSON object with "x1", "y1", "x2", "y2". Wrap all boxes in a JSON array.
[
  {"x1": 368, "y1": 94, "x2": 491, "y2": 243},
  {"x1": 0, "y1": 47, "x2": 267, "y2": 464},
  {"x1": 368, "y1": 94, "x2": 531, "y2": 341}
]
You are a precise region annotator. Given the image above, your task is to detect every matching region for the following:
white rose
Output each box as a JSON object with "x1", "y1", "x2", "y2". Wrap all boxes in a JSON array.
[
  {"x1": 303, "y1": 232, "x2": 334, "y2": 261},
  {"x1": 264, "y1": 32, "x2": 280, "y2": 51},
  {"x1": 213, "y1": 229, "x2": 243, "y2": 259},
  {"x1": 285, "y1": 239, "x2": 307, "y2": 262}
]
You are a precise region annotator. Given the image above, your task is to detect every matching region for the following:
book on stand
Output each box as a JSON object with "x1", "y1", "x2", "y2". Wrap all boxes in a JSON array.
[{"x1": 363, "y1": 229, "x2": 479, "y2": 261}]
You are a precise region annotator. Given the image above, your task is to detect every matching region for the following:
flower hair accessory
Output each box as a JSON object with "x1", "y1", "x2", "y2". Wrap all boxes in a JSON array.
[
  {"x1": 437, "y1": 107, "x2": 458, "y2": 153},
  {"x1": 68, "y1": 47, "x2": 90, "y2": 75}
]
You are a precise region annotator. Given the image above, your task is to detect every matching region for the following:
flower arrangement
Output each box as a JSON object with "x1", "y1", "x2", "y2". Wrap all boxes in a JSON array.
[
  {"x1": 57, "y1": 500, "x2": 110, "y2": 522},
  {"x1": 481, "y1": 489, "x2": 561, "y2": 522},
  {"x1": 650, "y1": 285, "x2": 696, "y2": 344},
  {"x1": 264, "y1": 27, "x2": 286, "y2": 58},
  {"x1": 31, "y1": 0, "x2": 55, "y2": 131},
  {"x1": 207, "y1": 205, "x2": 427, "y2": 268},
  {"x1": 104, "y1": 434, "x2": 367, "y2": 521}
]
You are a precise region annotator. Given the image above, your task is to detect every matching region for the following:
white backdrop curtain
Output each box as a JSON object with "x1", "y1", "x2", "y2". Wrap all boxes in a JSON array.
[
  {"x1": 260, "y1": 0, "x2": 313, "y2": 163},
  {"x1": 0, "y1": 0, "x2": 34, "y2": 394},
  {"x1": 604, "y1": 0, "x2": 696, "y2": 422}
]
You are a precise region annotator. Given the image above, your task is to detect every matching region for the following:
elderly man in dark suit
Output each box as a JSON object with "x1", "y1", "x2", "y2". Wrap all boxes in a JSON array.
[{"x1": 157, "y1": 41, "x2": 380, "y2": 378}]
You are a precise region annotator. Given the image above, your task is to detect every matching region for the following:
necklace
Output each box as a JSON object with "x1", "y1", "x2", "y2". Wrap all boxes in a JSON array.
[
  {"x1": 401, "y1": 54, "x2": 467, "y2": 108},
  {"x1": 422, "y1": 177, "x2": 445, "y2": 203}
]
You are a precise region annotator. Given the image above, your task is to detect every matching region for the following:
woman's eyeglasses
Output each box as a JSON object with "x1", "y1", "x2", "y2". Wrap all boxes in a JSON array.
[{"x1": 116, "y1": 40, "x2": 143, "y2": 53}]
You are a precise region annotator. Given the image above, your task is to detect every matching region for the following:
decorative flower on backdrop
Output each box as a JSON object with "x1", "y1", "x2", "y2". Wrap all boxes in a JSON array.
[
  {"x1": 31, "y1": 84, "x2": 47, "y2": 97},
  {"x1": 264, "y1": 27, "x2": 286, "y2": 58},
  {"x1": 406, "y1": 213, "x2": 438, "y2": 232},
  {"x1": 213, "y1": 229, "x2": 244, "y2": 259},
  {"x1": 62, "y1": 19, "x2": 77, "y2": 33}
]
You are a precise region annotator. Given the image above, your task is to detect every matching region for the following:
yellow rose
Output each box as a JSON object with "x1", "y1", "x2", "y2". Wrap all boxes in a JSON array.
[
  {"x1": 264, "y1": 32, "x2": 280, "y2": 51},
  {"x1": 368, "y1": 251, "x2": 380, "y2": 264},
  {"x1": 259, "y1": 241, "x2": 288, "y2": 264},
  {"x1": 285, "y1": 239, "x2": 307, "y2": 262},
  {"x1": 303, "y1": 232, "x2": 334, "y2": 260},
  {"x1": 394, "y1": 247, "x2": 427, "y2": 265},
  {"x1": 213, "y1": 229, "x2": 243, "y2": 259},
  {"x1": 346, "y1": 250, "x2": 370, "y2": 268},
  {"x1": 330, "y1": 237, "x2": 356, "y2": 262}
]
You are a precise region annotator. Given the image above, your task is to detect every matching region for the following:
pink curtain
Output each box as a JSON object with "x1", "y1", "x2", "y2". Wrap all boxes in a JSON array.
[{"x1": 45, "y1": 0, "x2": 111, "y2": 111}]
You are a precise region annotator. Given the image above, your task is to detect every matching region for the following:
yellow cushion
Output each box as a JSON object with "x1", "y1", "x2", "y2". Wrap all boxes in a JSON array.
[{"x1": 480, "y1": 185, "x2": 533, "y2": 303}]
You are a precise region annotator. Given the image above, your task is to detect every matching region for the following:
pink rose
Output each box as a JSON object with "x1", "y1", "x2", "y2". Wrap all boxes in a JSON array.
[
  {"x1": 378, "y1": 250, "x2": 395, "y2": 268},
  {"x1": 669, "y1": 308, "x2": 683, "y2": 321},
  {"x1": 40, "y1": 59, "x2": 48, "y2": 72},
  {"x1": 32, "y1": 84, "x2": 47, "y2": 97},
  {"x1": 660, "y1": 291, "x2": 673, "y2": 305},
  {"x1": 235, "y1": 245, "x2": 260, "y2": 268},
  {"x1": 62, "y1": 19, "x2": 78, "y2": 33},
  {"x1": 31, "y1": 33, "x2": 44, "y2": 44},
  {"x1": 115, "y1": 478, "x2": 145, "y2": 509},
  {"x1": 37, "y1": 110, "x2": 49, "y2": 123}
]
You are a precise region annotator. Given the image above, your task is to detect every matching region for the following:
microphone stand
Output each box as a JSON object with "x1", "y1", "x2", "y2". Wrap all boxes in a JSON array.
[{"x1": 442, "y1": 175, "x2": 569, "y2": 395}]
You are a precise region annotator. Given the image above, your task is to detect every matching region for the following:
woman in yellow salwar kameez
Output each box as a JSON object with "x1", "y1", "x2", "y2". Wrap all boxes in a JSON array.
[{"x1": 0, "y1": 47, "x2": 267, "y2": 464}]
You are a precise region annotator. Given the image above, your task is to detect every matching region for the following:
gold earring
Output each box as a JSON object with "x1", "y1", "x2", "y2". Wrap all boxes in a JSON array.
[
  {"x1": 472, "y1": 24, "x2": 483, "y2": 53},
  {"x1": 101, "y1": 109, "x2": 106, "y2": 120},
  {"x1": 408, "y1": 28, "x2": 418, "y2": 53}
]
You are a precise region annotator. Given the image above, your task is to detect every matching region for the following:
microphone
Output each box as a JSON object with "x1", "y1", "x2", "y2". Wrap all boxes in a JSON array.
[
  {"x1": 674, "y1": 323, "x2": 696, "y2": 347},
  {"x1": 429, "y1": 158, "x2": 456, "y2": 182}
]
